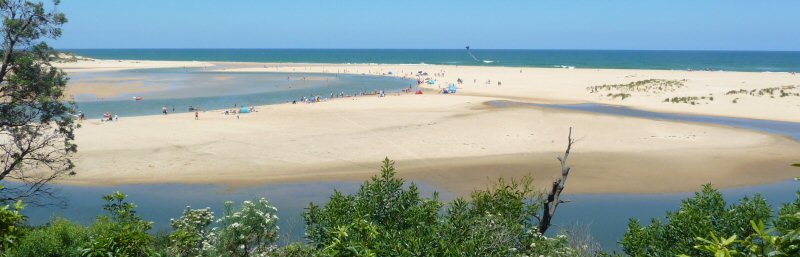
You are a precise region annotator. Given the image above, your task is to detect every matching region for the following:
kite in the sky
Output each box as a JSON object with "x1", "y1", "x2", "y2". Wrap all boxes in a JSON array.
[
  {"x1": 465, "y1": 46, "x2": 479, "y2": 61},
  {"x1": 465, "y1": 45, "x2": 494, "y2": 63}
]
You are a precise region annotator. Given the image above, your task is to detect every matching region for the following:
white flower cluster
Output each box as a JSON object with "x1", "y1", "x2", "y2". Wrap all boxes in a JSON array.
[
  {"x1": 216, "y1": 198, "x2": 280, "y2": 256},
  {"x1": 521, "y1": 230, "x2": 575, "y2": 257},
  {"x1": 167, "y1": 199, "x2": 281, "y2": 256},
  {"x1": 169, "y1": 206, "x2": 217, "y2": 256}
]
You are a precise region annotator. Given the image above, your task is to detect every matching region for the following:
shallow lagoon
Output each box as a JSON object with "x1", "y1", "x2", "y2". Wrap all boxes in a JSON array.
[
  {"x1": 487, "y1": 100, "x2": 800, "y2": 141},
  {"x1": 70, "y1": 68, "x2": 414, "y2": 118}
]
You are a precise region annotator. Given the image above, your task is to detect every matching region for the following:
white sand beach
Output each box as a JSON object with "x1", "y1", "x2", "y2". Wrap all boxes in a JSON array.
[
  {"x1": 217, "y1": 62, "x2": 800, "y2": 122},
  {"x1": 57, "y1": 60, "x2": 800, "y2": 195},
  {"x1": 57, "y1": 58, "x2": 213, "y2": 72}
]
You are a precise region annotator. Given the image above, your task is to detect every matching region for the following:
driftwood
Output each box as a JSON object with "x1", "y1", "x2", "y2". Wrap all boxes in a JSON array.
[{"x1": 538, "y1": 127, "x2": 575, "y2": 234}]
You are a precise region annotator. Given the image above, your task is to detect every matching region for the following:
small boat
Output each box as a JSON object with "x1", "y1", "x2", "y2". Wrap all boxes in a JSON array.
[{"x1": 133, "y1": 96, "x2": 143, "y2": 101}]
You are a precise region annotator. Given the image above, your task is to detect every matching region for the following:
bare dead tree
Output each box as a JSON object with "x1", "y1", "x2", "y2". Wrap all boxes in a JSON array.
[{"x1": 537, "y1": 127, "x2": 575, "y2": 234}]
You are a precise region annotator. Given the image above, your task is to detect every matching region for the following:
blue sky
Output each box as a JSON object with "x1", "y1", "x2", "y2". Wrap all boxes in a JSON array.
[{"x1": 51, "y1": 0, "x2": 800, "y2": 50}]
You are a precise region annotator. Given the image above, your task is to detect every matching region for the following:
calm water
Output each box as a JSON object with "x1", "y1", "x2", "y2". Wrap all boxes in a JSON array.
[
  {"x1": 17, "y1": 180, "x2": 798, "y2": 251},
  {"x1": 66, "y1": 49, "x2": 800, "y2": 72},
  {"x1": 70, "y1": 68, "x2": 414, "y2": 118},
  {"x1": 487, "y1": 100, "x2": 800, "y2": 141}
]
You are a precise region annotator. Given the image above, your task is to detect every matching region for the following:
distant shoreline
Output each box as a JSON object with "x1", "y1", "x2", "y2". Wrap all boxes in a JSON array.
[{"x1": 58, "y1": 49, "x2": 800, "y2": 73}]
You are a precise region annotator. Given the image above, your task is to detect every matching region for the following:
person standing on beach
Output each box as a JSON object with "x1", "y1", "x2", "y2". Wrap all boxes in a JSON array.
[
  {"x1": 195, "y1": 110, "x2": 199, "y2": 120},
  {"x1": 162, "y1": 106, "x2": 168, "y2": 115}
]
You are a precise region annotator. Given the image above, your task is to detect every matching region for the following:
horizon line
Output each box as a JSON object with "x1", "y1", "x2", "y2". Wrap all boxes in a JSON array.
[{"x1": 56, "y1": 48, "x2": 800, "y2": 53}]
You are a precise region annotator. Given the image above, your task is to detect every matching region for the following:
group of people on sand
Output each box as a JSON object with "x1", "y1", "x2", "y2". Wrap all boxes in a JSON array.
[
  {"x1": 73, "y1": 110, "x2": 116, "y2": 123},
  {"x1": 101, "y1": 112, "x2": 118, "y2": 122},
  {"x1": 160, "y1": 105, "x2": 203, "y2": 120},
  {"x1": 289, "y1": 86, "x2": 424, "y2": 105},
  {"x1": 223, "y1": 109, "x2": 239, "y2": 116},
  {"x1": 221, "y1": 104, "x2": 256, "y2": 120},
  {"x1": 294, "y1": 95, "x2": 322, "y2": 104},
  {"x1": 292, "y1": 90, "x2": 370, "y2": 104}
]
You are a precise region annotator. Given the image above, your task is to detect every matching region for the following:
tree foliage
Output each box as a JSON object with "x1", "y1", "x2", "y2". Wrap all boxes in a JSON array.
[
  {"x1": 6, "y1": 217, "x2": 88, "y2": 257},
  {"x1": 168, "y1": 207, "x2": 215, "y2": 257},
  {"x1": 304, "y1": 158, "x2": 443, "y2": 256},
  {"x1": 621, "y1": 185, "x2": 776, "y2": 257},
  {"x1": 303, "y1": 157, "x2": 575, "y2": 257},
  {"x1": 0, "y1": 186, "x2": 25, "y2": 254},
  {"x1": 80, "y1": 191, "x2": 157, "y2": 257},
  {"x1": 0, "y1": 0, "x2": 76, "y2": 205},
  {"x1": 215, "y1": 198, "x2": 280, "y2": 257}
]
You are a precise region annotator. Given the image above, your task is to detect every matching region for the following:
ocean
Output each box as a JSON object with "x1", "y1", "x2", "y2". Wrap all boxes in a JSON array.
[{"x1": 66, "y1": 49, "x2": 800, "y2": 72}]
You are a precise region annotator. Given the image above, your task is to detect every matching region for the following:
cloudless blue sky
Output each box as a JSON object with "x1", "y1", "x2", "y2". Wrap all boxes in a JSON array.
[{"x1": 51, "y1": 0, "x2": 800, "y2": 50}]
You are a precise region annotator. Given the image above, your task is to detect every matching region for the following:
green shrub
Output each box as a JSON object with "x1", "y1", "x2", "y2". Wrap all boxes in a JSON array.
[
  {"x1": 215, "y1": 198, "x2": 280, "y2": 257},
  {"x1": 621, "y1": 185, "x2": 772, "y2": 257},
  {"x1": 304, "y1": 158, "x2": 576, "y2": 257},
  {"x1": 8, "y1": 218, "x2": 89, "y2": 257},
  {"x1": 271, "y1": 242, "x2": 319, "y2": 257},
  {"x1": 152, "y1": 231, "x2": 172, "y2": 257},
  {"x1": 304, "y1": 158, "x2": 443, "y2": 256},
  {"x1": 774, "y1": 192, "x2": 800, "y2": 234},
  {"x1": 683, "y1": 205, "x2": 800, "y2": 257},
  {"x1": 0, "y1": 189, "x2": 25, "y2": 253},
  {"x1": 81, "y1": 191, "x2": 157, "y2": 257},
  {"x1": 168, "y1": 207, "x2": 215, "y2": 257}
]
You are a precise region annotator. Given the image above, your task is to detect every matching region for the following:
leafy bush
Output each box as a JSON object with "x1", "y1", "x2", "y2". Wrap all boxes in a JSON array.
[
  {"x1": 80, "y1": 191, "x2": 157, "y2": 257},
  {"x1": 304, "y1": 158, "x2": 443, "y2": 255},
  {"x1": 7, "y1": 218, "x2": 89, "y2": 257},
  {"x1": 215, "y1": 198, "x2": 280, "y2": 257},
  {"x1": 271, "y1": 242, "x2": 318, "y2": 257},
  {"x1": 439, "y1": 176, "x2": 546, "y2": 256},
  {"x1": 622, "y1": 185, "x2": 773, "y2": 257},
  {"x1": 682, "y1": 207, "x2": 800, "y2": 257},
  {"x1": 304, "y1": 157, "x2": 576, "y2": 257},
  {"x1": 169, "y1": 207, "x2": 215, "y2": 257},
  {"x1": 0, "y1": 197, "x2": 25, "y2": 253},
  {"x1": 775, "y1": 192, "x2": 800, "y2": 234}
]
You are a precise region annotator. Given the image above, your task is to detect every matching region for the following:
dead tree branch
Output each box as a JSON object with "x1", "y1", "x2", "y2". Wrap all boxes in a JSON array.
[{"x1": 538, "y1": 127, "x2": 575, "y2": 234}]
